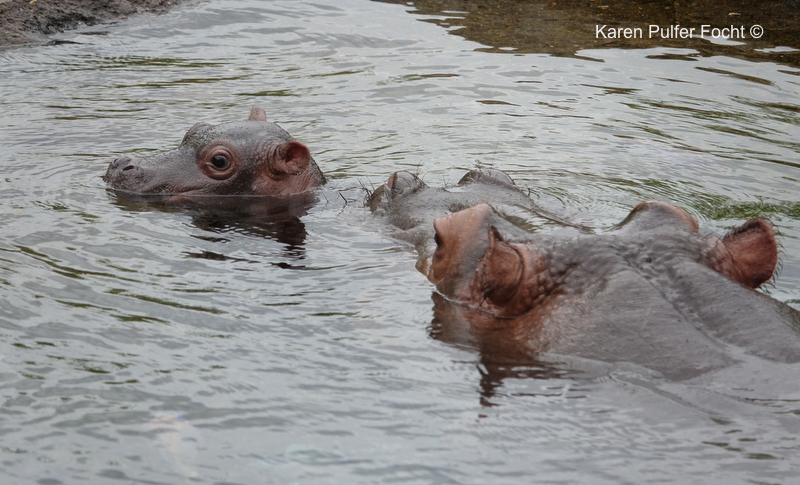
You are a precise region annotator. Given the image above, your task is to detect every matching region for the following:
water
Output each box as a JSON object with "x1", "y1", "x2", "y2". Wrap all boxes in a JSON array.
[{"x1": 1, "y1": 0, "x2": 800, "y2": 483}]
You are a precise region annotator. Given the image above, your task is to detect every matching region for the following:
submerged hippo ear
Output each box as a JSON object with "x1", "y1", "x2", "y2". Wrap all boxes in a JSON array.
[
  {"x1": 716, "y1": 218, "x2": 778, "y2": 289},
  {"x1": 249, "y1": 106, "x2": 268, "y2": 122},
  {"x1": 475, "y1": 226, "x2": 523, "y2": 309},
  {"x1": 457, "y1": 168, "x2": 515, "y2": 188},
  {"x1": 387, "y1": 171, "x2": 427, "y2": 196},
  {"x1": 270, "y1": 141, "x2": 311, "y2": 176}
]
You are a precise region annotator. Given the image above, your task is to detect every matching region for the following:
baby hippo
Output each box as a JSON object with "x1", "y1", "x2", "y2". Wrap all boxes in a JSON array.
[
  {"x1": 426, "y1": 201, "x2": 800, "y2": 380},
  {"x1": 367, "y1": 168, "x2": 580, "y2": 264},
  {"x1": 104, "y1": 107, "x2": 325, "y2": 201}
]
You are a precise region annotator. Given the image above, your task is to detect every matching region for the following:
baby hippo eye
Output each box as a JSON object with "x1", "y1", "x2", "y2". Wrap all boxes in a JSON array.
[
  {"x1": 199, "y1": 143, "x2": 237, "y2": 180},
  {"x1": 210, "y1": 155, "x2": 230, "y2": 170},
  {"x1": 434, "y1": 232, "x2": 443, "y2": 246}
]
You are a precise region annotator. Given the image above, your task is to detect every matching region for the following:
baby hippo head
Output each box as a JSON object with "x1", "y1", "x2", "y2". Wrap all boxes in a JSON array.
[
  {"x1": 365, "y1": 171, "x2": 429, "y2": 211},
  {"x1": 104, "y1": 107, "x2": 326, "y2": 201},
  {"x1": 366, "y1": 168, "x2": 517, "y2": 211},
  {"x1": 427, "y1": 201, "x2": 779, "y2": 319}
]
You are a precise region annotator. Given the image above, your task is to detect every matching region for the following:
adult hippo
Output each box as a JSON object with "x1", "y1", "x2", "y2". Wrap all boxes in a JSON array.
[
  {"x1": 104, "y1": 107, "x2": 326, "y2": 202},
  {"x1": 369, "y1": 169, "x2": 800, "y2": 380}
]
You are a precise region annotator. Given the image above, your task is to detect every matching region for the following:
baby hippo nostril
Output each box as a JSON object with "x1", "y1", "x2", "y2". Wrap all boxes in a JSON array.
[
  {"x1": 104, "y1": 156, "x2": 139, "y2": 184},
  {"x1": 110, "y1": 156, "x2": 133, "y2": 171}
]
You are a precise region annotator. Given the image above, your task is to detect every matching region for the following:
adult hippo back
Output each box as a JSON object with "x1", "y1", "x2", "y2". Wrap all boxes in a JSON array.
[
  {"x1": 428, "y1": 201, "x2": 800, "y2": 380},
  {"x1": 104, "y1": 107, "x2": 326, "y2": 202}
]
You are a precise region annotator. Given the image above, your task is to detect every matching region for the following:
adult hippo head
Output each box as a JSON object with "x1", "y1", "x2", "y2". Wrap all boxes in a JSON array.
[
  {"x1": 103, "y1": 107, "x2": 326, "y2": 201},
  {"x1": 426, "y1": 201, "x2": 800, "y2": 380}
]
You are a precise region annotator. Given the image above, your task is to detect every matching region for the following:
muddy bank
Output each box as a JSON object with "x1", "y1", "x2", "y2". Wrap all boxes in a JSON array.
[{"x1": 0, "y1": 0, "x2": 188, "y2": 47}]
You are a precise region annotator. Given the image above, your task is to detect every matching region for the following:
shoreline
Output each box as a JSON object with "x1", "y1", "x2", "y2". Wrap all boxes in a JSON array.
[{"x1": 0, "y1": 0, "x2": 188, "y2": 47}]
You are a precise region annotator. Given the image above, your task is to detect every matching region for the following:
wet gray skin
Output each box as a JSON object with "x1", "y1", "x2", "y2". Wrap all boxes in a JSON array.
[
  {"x1": 103, "y1": 106, "x2": 326, "y2": 202},
  {"x1": 426, "y1": 201, "x2": 800, "y2": 381}
]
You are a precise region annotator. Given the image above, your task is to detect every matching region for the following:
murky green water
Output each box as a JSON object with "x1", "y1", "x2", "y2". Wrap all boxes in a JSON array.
[{"x1": 1, "y1": 0, "x2": 800, "y2": 483}]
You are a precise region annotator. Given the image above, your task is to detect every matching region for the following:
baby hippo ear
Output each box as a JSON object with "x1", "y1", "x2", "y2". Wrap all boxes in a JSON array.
[
  {"x1": 270, "y1": 141, "x2": 311, "y2": 176},
  {"x1": 249, "y1": 106, "x2": 268, "y2": 121},
  {"x1": 475, "y1": 226, "x2": 523, "y2": 309},
  {"x1": 719, "y1": 218, "x2": 778, "y2": 289}
]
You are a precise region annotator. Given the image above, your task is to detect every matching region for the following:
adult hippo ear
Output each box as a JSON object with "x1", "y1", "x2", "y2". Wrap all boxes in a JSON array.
[
  {"x1": 471, "y1": 225, "x2": 560, "y2": 319},
  {"x1": 473, "y1": 226, "x2": 524, "y2": 310},
  {"x1": 708, "y1": 218, "x2": 778, "y2": 289}
]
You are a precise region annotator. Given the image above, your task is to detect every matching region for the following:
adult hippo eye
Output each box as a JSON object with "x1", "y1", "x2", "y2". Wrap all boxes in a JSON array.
[{"x1": 211, "y1": 155, "x2": 230, "y2": 170}]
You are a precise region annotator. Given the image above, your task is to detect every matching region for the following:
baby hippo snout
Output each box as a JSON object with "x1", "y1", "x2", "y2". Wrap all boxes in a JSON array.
[
  {"x1": 103, "y1": 155, "x2": 143, "y2": 190},
  {"x1": 112, "y1": 156, "x2": 134, "y2": 170},
  {"x1": 107, "y1": 156, "x2": 136, "y2": 173}
]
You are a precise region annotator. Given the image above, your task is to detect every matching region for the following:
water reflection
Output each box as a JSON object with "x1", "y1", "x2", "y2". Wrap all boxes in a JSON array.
[
  {"x1": 376, "y1": 0, "x2": 800, "y2": 65},
  {"x1": 144, "y1": 412, "x2": 203, "y2": 480},
  {"x1": 429, "y1": 293, "x2": 596, "y2": 406},
  {"x1": 108, "y1": 191, "x2": 317, "y2": 265}
]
